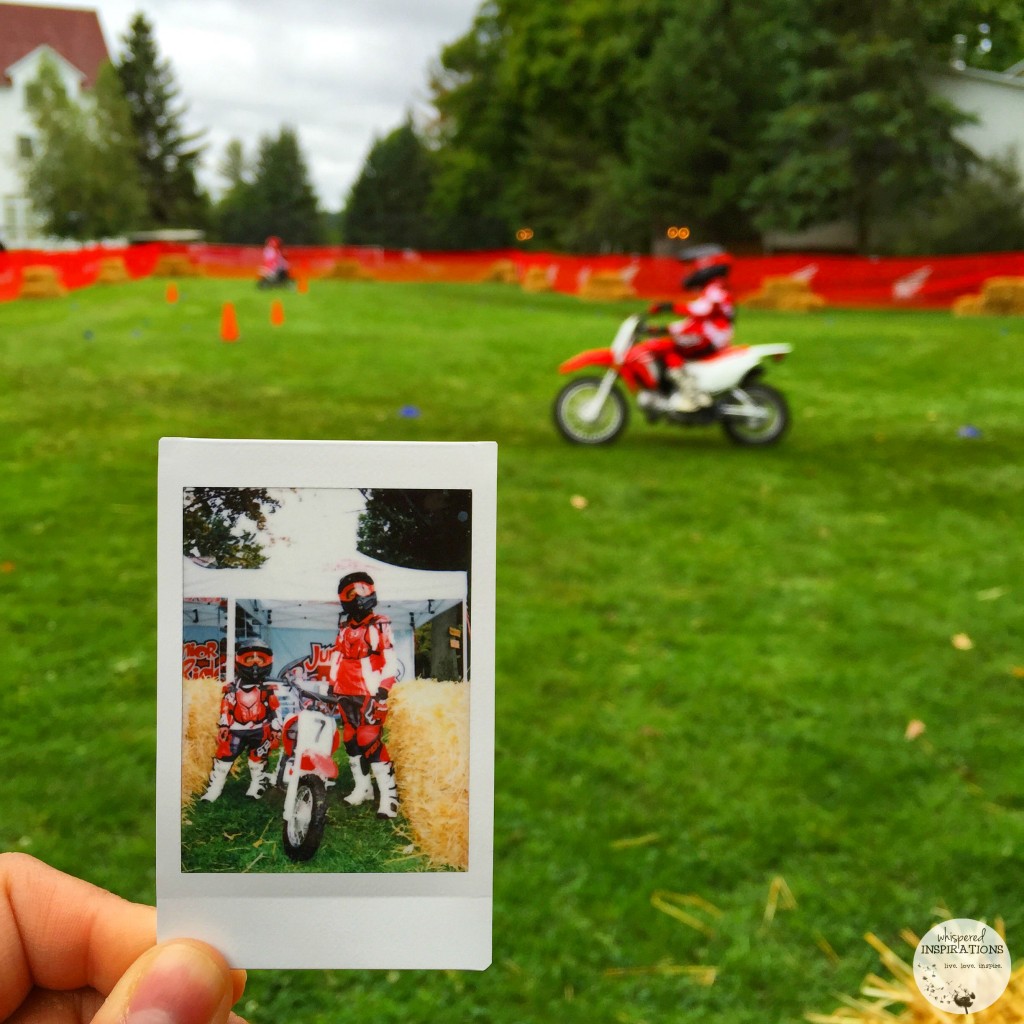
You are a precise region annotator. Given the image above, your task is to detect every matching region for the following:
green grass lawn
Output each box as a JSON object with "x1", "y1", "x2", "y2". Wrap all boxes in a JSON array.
[{"x1": 1, "y1": 277, "x2": 1022, "y2": 1023}]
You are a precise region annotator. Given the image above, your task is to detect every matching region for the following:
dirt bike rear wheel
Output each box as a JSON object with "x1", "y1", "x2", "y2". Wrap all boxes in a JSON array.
[
  {"x1": 282, "y1": 774, "x2": 329, "y2": 861},
  {"x1": 553, "y1": 376, "x2": 629, "y2": 444},
  {"x1": 721, "y1": 382, "x2": 790, "y2": 446}
]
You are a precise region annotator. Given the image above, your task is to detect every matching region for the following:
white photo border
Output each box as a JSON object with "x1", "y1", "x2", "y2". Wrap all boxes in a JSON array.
[{"x1": 157, "y1": 438, "x2": 496, "y2": 969}]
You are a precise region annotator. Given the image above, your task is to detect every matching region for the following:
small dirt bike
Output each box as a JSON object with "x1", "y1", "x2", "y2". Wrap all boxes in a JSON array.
[
  {"x1": 276, "y1": 678, "x2": 342, "y2": 862},
  {"x1": 554, "y1": 314, "x2": 792, "y2": 446}
]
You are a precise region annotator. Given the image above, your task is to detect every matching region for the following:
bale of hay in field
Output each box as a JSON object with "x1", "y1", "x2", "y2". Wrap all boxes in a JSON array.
[
  {"x1": 953, "y1": 276, "x2": 1024, "y2": 316},
  {"x1": 484, "y1": 258, "x2": 518, "y2": 284},
  {"x1": 578, "y1": 270, "x2": 637, "y2": 302},
  {"x1": 387, "y1": 679, "x2": 470, "y2": 870},
  {"x1": 744, "y1": 275, "x2": 826, "y2": 312},
  {"x1": 19, "y1": 265, "x2": 65, "y2": 299},
  {"x1": 181, "y1": 675, "x2": 224, "y2": 805},
  {"x1": 326, "y1": 258, "x2": 372, "y2": 281},
  {"x1": 152, "y1": 253, "x2": 202, "y2": 277},
  {"x1": 96, "y1": 256, "x2": 130, "y2": 284},
  {"x1": 521, "y1": 265, "x2": 553, "y2": 293},
  {"x1": 806, "y1": 931, "x2": 1024, "y2": 1024},
  {"x1": 952, "y1": 294, "x2": 986, "y2": 316}
]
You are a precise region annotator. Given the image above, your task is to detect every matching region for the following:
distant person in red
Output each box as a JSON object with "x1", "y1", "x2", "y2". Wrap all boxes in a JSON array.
[
  {"x1": 643, "y1": 247, "x2": 735, "y2": 411},
  {"x1": 327, "y1": 572, "x2": 400, "y2": 819},
  {"x1": 258, "y1": 235, "x2": 290, "y2": 287}
]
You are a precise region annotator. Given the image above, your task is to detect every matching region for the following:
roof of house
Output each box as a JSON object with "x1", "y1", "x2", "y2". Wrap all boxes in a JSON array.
[{"x1": 0, "y1": 3, "x2": 109, "y2": 88}]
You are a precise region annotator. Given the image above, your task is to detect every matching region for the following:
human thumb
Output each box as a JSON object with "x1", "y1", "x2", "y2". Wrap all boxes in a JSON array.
[{"x1": 92, "y1": 939, "x2": 247, "y2": 1024}]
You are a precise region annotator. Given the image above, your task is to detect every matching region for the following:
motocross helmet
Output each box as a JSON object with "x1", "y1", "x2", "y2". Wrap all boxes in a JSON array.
[
  {"x1": 338, "y1": 572, "x2": 377, "y2": 622},
  {"x1": 235, "y1": 636, "x2": 273, "y2": 687},
  {"x1": 681, "y1": 244, "x2": 732, "y2": 290}
]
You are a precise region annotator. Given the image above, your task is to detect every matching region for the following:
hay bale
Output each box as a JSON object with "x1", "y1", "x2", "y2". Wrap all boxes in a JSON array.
[
  {"x1": 952, "y1": 276, "x2": 1024, "y2": 316},
  {"x1": 387, "y1": 679, "x2": 470, "y2": 870},
  {"x1": 952, "y1": 294, "x2": 985, "y2": 317},
  {"x1": 980, "y1": 276, "x2": 1024, "y2": 314},
  {"x1": 181, "y1": 676, "x2": 223, "y2": 805},
  {"x1": 744, "y1": 275, "x2": 826, "y2": 312},
  {"x1": 521, "y1": 265, "x2": 552, "y2": 293},
  {"x1": 578, "y1": 271, "x2": 636, "y2": 302},
  {"x1": 152, "y1": 253, "x2": 202, "y2": 277},
  {"x1": 96, "y1": 256, "x2": 130, "y2": 284},
  {"x1": 484, "y1": 258, "x2": 518, "y2": 284},
  {"x1": 19, "y1": 265, "x2": 65, "y2": 299},
  {"x1": 807, "y1": 931, "x2": 1024, "y2": 1024},
  {"x1": 326, "y1": 259, "x2": 372, "y2": 281}
]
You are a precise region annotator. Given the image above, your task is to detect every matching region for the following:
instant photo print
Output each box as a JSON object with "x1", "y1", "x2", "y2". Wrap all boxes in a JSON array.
[{"x1": 157, "y1": 438, "x2": 496, "y2": 969}]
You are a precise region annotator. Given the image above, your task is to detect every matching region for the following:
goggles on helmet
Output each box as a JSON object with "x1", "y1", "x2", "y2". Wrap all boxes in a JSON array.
[
  {"x1": 237, "y1": 648, "x2": 273, "y2": 668},
  {"x1": 339, "y1": 580, "x2": 375, "y2": 603}
]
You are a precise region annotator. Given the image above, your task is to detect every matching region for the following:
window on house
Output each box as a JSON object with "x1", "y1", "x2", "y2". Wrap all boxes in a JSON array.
[
  {"x1": 4, "y1": 198, "x2": 18, "y2": 239},
  {"x1": 17, "y1": 136, "x2": 34, "y2": 160}
]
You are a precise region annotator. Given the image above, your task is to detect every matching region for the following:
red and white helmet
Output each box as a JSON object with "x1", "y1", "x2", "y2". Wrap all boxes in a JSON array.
[{"x1": 681, "y1": 244, "x2": 731, "y2": 290}]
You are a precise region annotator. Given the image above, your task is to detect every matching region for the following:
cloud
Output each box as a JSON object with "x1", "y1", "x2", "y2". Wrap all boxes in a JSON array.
[{"x1": 29, "y1": 0, "x2": 480, "y2": 208}]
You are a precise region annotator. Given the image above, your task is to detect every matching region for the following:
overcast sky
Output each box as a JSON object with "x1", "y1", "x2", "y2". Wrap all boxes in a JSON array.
[{"x1": 29, "y1": 0, "x2": 483, "y2": 210}]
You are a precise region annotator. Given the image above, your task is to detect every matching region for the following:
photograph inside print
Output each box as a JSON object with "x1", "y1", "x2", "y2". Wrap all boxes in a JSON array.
[{"x1": 180, "y1": 485, "x2": 473, "y2": 874}]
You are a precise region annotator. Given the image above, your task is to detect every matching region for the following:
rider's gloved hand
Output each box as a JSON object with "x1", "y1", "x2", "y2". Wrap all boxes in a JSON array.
[
  {"x1": 648, "y1": 301, "x2": 673, "y2": 315},
  {"x1": 374, "y1": 687, "x2": 389, "y2": 707}
]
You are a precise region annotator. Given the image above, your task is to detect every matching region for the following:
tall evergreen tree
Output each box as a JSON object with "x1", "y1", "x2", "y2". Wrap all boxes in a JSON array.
[
  {"x1": 116, "y1": 13, "x2": 207, "y2": 228},
  {"x1": 746, "y1": 1, "x2": 977, "y2": 251},
  {"x1": 428, "y1": 0, "x2": 674, "y2": 251},
  {"x1": 210, "y1": 129, "x2": 323, "y2": 244},
  {"x1": 248, "y1": 127, "x2": 323, "y2": 244},
  {"x1": 24, "y1": 57, "x2": 146, "y2": 239},
  {"x1": 342, "y1": 119, "x2": 438, "y2": 248},
  {"x1": 623, "y1": 0, "x2": 792, "y2": 249}
]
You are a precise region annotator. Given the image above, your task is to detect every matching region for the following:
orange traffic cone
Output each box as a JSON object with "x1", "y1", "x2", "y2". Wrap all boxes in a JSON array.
[
  {"x1": 166, "y1": 282, "x2": 179, "y2": 303},
  {"x1": 270, "y1": 298, "x2": 285, "y2": 326},
  {"x1": 297, "y1": 277, "x2": 309, "y2": 294},
  {"x1": 220, "y1": 302, "x2": 239, "y2": 343}
]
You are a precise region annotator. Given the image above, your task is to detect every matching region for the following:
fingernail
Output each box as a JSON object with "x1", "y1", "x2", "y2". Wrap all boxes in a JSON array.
[{"x1": 127, "y1": 943, "x2": 229, "y2": 1024}]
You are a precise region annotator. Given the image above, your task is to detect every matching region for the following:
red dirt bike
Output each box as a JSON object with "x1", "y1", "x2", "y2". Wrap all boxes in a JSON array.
[{"x1": 553, "y1": 314, "x2": 792, "y2": 446}]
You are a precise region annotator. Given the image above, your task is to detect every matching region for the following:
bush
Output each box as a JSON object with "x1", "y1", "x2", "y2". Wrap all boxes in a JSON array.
[{"x1": 882, "y1": 151, "x2": 1024, "y2": 255}]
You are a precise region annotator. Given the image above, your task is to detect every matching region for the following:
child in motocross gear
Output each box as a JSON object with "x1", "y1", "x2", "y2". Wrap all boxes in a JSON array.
[
  {"x1": 328, "y1": 572, "x2": 400, "y2": 819},
  {"x1": 645, "y1": 251, "x2": 735, "y2": 412},
  {"x1": 259, "y1": 236, "x2": 289, "y2": 285},
  {"x1": 200, "y1": 636, "x2": 282, "y2": 802}
]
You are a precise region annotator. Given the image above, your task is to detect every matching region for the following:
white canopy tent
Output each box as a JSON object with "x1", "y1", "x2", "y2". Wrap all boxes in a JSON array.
[{"x1": 182, "y1": 554, "x2": 467, "y2": 683}]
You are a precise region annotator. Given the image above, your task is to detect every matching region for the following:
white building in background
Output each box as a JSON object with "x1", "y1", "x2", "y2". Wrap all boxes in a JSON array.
[
  {"x1": 931, "y1": 61, "x2": 1024, "y2": 170},
  {"x1": 0, "y1": 3, "x2": 109, "y2": 249}
]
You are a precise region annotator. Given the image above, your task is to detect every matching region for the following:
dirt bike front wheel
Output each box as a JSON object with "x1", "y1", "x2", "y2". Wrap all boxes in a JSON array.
[
  {"x1": 282, "y1": 774, "x2": 329, "y2": 861},
  {"x1": 721, "y1": 382, "x2": 790, "y2": 446},
  {"x1": 553, "y1": 375, "x2": 629, "y2": 444}
]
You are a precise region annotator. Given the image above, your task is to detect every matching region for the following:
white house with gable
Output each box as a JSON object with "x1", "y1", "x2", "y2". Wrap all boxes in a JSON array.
[{"x1": 0, "y1": 3, "x2": 110, "y2": 249}]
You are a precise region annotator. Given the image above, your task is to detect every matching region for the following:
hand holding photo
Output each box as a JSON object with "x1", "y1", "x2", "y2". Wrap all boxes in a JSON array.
[{"x1": 159, "y1": 439, "x2": 496, "y2": 969}]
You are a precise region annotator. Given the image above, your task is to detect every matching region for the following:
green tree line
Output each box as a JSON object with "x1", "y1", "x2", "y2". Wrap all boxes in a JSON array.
[
  {"x1": 345, "y1": 0, "x2": 1024, "y2": 254},
  {"x1": 24, "y1": 3, "x2": 1024, "y2": 254}
]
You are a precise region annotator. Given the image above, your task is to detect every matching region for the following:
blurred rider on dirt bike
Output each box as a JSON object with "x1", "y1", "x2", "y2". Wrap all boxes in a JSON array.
[
  {"x1": 259, "y1": 235, "x2": 290, "y2": 286},
  {"x1": 328, "y1": 572, "x2": 400, "y2": 819},
  {"x1": 201, "y1": 636, "x2": 282, "y2": 802},
  {"x1": 642, "y1": 246, "x2": 735, "y2": 412}
]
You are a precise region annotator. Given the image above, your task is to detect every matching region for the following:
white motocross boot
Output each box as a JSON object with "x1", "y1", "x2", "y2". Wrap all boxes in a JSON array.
[
  {"x1": 200, "y1": 759, "x2": 231, "y2": 802},
  {"x1": 344, "y1": 756, "x2": 374, "y2": 806},
  {"x1": 371, "y1": 761, "x2": 399, "y2": 820},
  {"x1": 245, "y1": 759, "x2": 270, "y2": 799}
]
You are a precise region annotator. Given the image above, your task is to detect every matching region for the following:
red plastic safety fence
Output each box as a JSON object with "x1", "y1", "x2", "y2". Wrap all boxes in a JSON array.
[{"x1": 2, "y1": 242, "x2": 1023, "y2": 308}]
